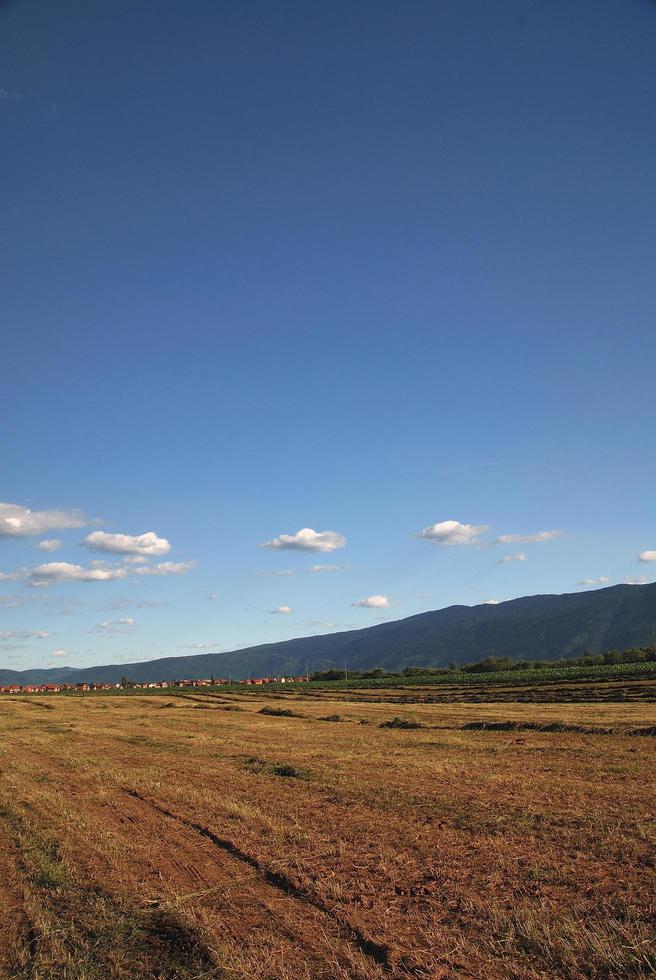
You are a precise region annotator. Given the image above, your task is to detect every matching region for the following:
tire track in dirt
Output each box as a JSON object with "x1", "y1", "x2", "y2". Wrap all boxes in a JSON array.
[
  {"x1": 124, "y1": 787, "x2": 394, "y2": 973},
  {"x1": 0, "y1": 799, "x2": 221, "y2": 978},
  {"x1": 2, "y1": 741, "x2": 389, "y2": 977},
  {"x1": 103, "y1": 786, "x2": 392, "y2": 976}
]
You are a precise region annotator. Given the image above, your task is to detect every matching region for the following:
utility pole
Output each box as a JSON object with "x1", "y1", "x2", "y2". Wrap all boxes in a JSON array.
[
  {"x1": 344, "y1": 659, "x2": 348, "y2": 682},
  {"x1": 649, "y1": 626, "x2": 656, "y2": 661},
  {"x1": 306, "y1": 663, "x2": 309, "y2": 683}
]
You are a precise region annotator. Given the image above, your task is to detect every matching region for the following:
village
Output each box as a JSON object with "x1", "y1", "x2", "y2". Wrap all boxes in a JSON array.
[{"x1": 0, "y1": 675, "x2": 308, "y2": 695}]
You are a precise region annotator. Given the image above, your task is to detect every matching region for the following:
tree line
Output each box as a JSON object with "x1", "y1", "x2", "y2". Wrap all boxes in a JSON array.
[{"x1": 309, "y1": 645, "x2": 656, "y2": 681}]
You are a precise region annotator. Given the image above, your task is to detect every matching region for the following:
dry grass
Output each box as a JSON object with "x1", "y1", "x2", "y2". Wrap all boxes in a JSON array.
[{"x1": 0, "y1": 690, "x2": 655, "y2": 978}]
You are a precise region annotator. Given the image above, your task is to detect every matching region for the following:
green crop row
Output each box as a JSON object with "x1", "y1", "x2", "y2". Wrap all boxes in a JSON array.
[{"x1": 214, "y1": 659, "x2": 656, "y2": 693}]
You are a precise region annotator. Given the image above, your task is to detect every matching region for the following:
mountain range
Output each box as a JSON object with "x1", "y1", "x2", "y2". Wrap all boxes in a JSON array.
[{"x1": 1, "y1": 582, "x2": 655, "y2": 686}]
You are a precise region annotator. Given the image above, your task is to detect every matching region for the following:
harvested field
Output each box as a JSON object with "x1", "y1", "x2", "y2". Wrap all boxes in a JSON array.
[
  {"x1": 289, "y1": 676, "x2": 656, "y2": 705},
  {"x1": 0, "y1": 691, "x2": 655, "y2": 978}
]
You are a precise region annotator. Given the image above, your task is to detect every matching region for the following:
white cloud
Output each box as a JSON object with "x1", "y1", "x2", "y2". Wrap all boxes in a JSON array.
[
  {"x1": 482, "y1": 599, "x2": 501, "y2": 605},
  {"x1": 577, "y1": 576, "x2": 610, "y2": 587},
  {"x1": 497, "y1": 552, "x2": 527, "y2": 565},
  {"x1": 37, "y1": 539, "x2": 62, "y2": 552},
  {"x1": 260, "y1": 528, "x2": 346, "y2": 552},
  {"x1": 305, "y1": 564, "x2": 349, "y2": 573},
  {"x1": 258, "y1": 569, "x2": 295, "y2": 577},
  {"x1": 493, "y1": 530, "x2": 562, "y2": 544},
  {"x1": 270, "y1": 605, "x2": 293, "y2": 614},
  {"x1": 134, "y1": 561, "x2": 197, "y2": 576},
  {"x1": 122, "y1": 555, "x2": 148, "y2": 565},
  {"x1": 31, "y1": 562, "x2": 128, "y2": 585},
  {"x1": 418, "y1": 520, "x2": 489, "y2": 546},
  {"x1": 84, "y1": 530, "x2": 171, "y2": 557},
  {"x1": 0, "y1": 502, "x2": 91, "y2": 538},
  {"x1": 0, "y1": 568, "x2": 27, "y2": 582},
  {"x1": 51, "y1": 649, "x2": 69, "y2": 658},
  {"x1": 179, "y1": 642, "x2": 217, "y2": 649},
  {"x1": 90, "y1": 618, "x2": 136, "y2": 634},
  {"x1": 639, "y1": 551, "x2": 656, "y2": 563},
  {"x1": 352, "y1": 594, "x2": 390, "y2": 609},
  {"x1": 0, "y1": 630, "x2": 50, "y2": 641},
  {"x1": 207, "y1": 593, "x2": 219, "y2": 601},
  {"x1": 625, "y1": 575, "x2": 649, "y2": 586}
]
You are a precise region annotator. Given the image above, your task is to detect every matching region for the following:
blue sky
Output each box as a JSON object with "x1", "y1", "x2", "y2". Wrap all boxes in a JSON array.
[{"x1": 2, "y1": 0, "x2": 655, "y2": 672}]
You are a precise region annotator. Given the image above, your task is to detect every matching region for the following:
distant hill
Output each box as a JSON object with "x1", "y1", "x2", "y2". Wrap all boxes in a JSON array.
[
  {"x1": 1, "y1": 582, "x2": 655, "y2": 686},
  {"x1": 0, "y1": 666, "x2": 78, "y2": 685}
]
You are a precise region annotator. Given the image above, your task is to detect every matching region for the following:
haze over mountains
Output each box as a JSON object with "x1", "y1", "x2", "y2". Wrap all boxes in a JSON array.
[{"x1": 1, "y1": 583, "x2": 655, "y2": 686}]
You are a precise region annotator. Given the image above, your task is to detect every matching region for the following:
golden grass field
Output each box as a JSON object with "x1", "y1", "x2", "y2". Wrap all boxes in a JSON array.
[{"x1": 0, "y1": 687, "x2": 655, "y2": 979}]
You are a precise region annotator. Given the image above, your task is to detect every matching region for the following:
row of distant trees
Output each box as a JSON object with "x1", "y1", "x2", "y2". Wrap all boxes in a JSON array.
[
  {"x1": 309, "y1": 646, "x2": 656, "y2": 681},
  {"x1": 454, "y1": 646, "x2": 655, "y2": 673}
]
